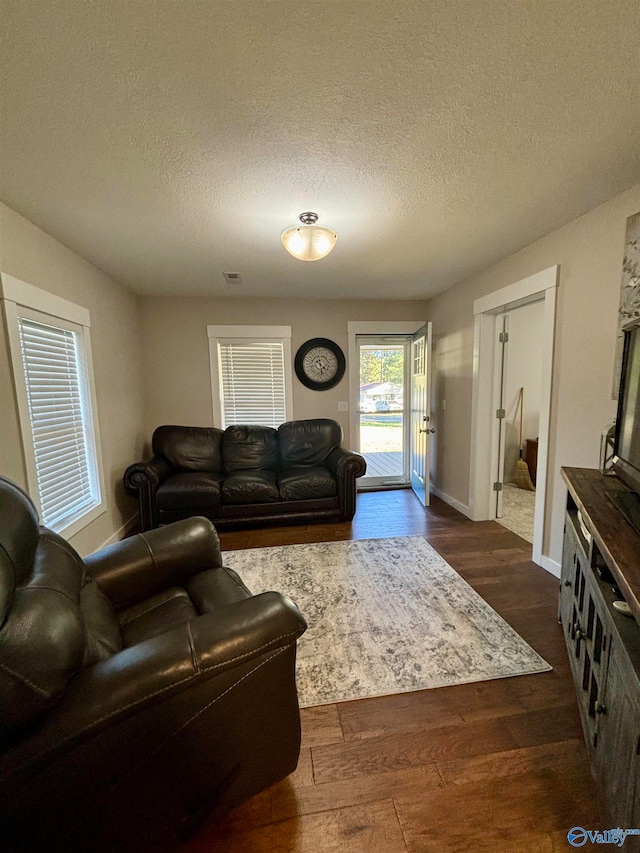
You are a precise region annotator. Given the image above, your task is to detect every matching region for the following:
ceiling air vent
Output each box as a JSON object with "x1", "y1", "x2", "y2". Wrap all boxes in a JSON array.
[{"x1": 223, "y1": 272, "x2": 243, "y2": 285}]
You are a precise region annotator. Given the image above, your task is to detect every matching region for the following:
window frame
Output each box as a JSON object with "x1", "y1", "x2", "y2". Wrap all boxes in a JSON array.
[
  {"x1": 1, "y1": 273, "x2": 106, "y2": 538},
  {"x1": 207, "y1": 325, "x2": 293, "y2": 428}
]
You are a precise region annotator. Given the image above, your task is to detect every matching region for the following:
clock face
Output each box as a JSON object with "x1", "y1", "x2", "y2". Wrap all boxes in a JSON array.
[
  {"x1": 295, "y1": 338, "x2": 346, "y2": 390},
  {"x1": 303, "y1": 347, "x2": 339, "y2": 382}
]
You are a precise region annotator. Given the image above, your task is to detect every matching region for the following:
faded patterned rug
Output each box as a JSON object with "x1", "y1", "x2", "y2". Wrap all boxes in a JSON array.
[{"x1": 222, "y1": 536, "x2": 551, "y2": 707}]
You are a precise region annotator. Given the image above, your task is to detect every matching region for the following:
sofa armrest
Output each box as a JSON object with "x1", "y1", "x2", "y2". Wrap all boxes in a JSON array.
[
  {"x1": 123, "y1": 455, "x2": 174, "y2": 530},
  {"x1": 85, "y1": 517, "x2": 224, "y2": 609},
  {"x1": 325, "y1": 447, "x2": 366, "y2": 521},
  {"x1": 124, "y1": 455, "x2": 174, "y2": 492},
  {"x1": 325, "y1": 447, "x2": 367, "y2": 478}
]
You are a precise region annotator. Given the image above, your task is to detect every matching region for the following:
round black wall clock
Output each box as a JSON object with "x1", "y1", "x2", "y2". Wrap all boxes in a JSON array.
[{"x1": 295, "y1": 338, "x2": 346, "y2": 390}]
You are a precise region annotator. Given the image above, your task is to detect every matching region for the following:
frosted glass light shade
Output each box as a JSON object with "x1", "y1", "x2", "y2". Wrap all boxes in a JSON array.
[{"x1": 281, "y1": 223, "x2": 337, "y2": 261}]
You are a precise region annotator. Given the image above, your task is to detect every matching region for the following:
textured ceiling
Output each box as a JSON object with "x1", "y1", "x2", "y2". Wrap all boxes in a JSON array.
[{"x1": 1, "y1": 1, "x2": 639, "y2": 299}]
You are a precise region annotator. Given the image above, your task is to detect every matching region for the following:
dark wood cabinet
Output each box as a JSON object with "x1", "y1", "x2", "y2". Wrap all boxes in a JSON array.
[
  {"x1": 525, "y1": 437, "x2": 538, "y2": 486},
  {"x1": 597, "y1": 644, "x2": 639, "y2": 825},
  {"x1": 560, "y1": 468, "x2": 640, "y2": 837}
]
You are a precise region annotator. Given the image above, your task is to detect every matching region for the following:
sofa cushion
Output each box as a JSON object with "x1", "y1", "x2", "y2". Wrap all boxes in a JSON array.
[
  {"x1": 223, "y1": 425, "x2": 278, "y2": 473},
  {"x1": 119, "y1": 587, "x2": 197, "y2": 647},
  {"x1": 153, "y1": 425, "x2": 223, "y2": 473},
  {"x1": 222, "y1": 470, "x2": 280, "y2": 504},
  {"x1": 156, "y1": 473, "x2": 223, "y2": 510},
  {"x1": 278, "y1": 419, "x2": 342, "y2": 468},
  {"x1": 278, "y1": 467, "x2": 338, "y2": 501}
]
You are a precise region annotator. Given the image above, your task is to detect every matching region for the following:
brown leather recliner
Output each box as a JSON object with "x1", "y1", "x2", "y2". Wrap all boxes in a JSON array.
[{"x1": 0, "y1": 476, "x2": 307, "y2": 853}]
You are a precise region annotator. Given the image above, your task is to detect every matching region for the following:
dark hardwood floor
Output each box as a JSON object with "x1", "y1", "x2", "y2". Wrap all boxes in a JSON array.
[{"x1": 185, "y1": 489, "x2": 604, "y2": 852}]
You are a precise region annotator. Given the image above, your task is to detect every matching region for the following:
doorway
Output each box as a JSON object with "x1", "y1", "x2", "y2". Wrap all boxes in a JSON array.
[
  {"x1": 469, "y1": 266, "x2": 558, "y2": 570},
  {"x1": 348, "y1": 321, "x2": 431, "y2": 500},
  {"x1": 492, "y1": 300, "x2": 545, "y2": 543},
  {"x1": 356, "y1": 335, "x2": 410, "y2": 487}
]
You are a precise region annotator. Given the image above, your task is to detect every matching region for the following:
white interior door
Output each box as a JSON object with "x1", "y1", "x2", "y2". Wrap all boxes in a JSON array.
[{"x1": 410, "y1": 323, "x2": 432, "y2": 507}]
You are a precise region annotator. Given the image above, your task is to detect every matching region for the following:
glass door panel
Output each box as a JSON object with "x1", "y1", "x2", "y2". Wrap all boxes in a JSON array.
[{"x1": 357, "y1": 337, "x2": 410, "y2": 486}]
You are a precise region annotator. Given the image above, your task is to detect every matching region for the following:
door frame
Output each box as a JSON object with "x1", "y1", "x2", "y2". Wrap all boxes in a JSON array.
[
  {"x1": 347, "y1": 321, "x2": 425, "y2": 489},
  {"x1": 469, "y1": 266, "x2": 558, "y2": 569},
  {"x1": 492, "y1": 313, "x2": 509, "y2": 519}
]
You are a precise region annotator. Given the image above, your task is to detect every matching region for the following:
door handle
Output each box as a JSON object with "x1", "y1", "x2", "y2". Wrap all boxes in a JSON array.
[{"x1": 420, "y1": 428, "x2": 436, "y2": 434}]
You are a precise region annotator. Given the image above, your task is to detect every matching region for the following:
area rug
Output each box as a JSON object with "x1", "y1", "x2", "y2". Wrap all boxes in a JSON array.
[
  {"x1": 497, "y1": 483, "x2": 536, "y2": 544},
  {"x1": 222, "y1": 536, "x2": 551, "y2": 707}
]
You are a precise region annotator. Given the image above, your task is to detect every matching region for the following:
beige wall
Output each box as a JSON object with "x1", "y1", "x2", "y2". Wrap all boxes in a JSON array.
[
  {"x1": 4, "y1": 181, "x2": 638, "y2": 566},
  {"x1": 0, "y1": 203, "x2": 146, "y2": 556},
  {"x1": 426, "y1": 184, "x2": 640, "y2": 566},
  {"x1": 140, "y1": 297, "x2": 428, "y2": 447}
]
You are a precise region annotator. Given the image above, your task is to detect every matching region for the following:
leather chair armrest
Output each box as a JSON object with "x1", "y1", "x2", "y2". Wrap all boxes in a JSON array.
[
  {"x1": 123, "y1": 456, "x2": 173, "y2": 530},
  {"x1": 189, "y1": 590, "x2": 307, "y2": 673},
  {"x1": 3, "y1": 592, "x2": 307, "y2": 775},
  {"x1": 84, "y1": 517, "x2": 224, "y2": 609}
]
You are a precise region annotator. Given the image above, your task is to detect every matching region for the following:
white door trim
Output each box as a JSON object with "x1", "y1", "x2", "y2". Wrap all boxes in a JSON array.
[
  {"x1": 469, "y1": 265, "x2": 559, "y2": 569},
  {"x1": 492, "y1": 313, "x2": 509, "y2": 519},
  {"x1": 473, "y1": 267, "x2": 558, "y2": 316}
]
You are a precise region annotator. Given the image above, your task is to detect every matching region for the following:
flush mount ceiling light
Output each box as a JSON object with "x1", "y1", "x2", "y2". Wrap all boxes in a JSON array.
[{"x1": 280, "y1": 212, "x2": 337, "y2": 262}]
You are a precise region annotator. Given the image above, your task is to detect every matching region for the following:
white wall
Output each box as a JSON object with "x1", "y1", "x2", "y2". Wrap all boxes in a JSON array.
[
  {"x1": 503, "y1": 299, "x2": 545, "y2": 483},
  {"x1": 0, "y1": 203, "x2": 146, "y2": 555},
  {"x1": 425, "y1": 183, "x2": 640, "y2": 567}
]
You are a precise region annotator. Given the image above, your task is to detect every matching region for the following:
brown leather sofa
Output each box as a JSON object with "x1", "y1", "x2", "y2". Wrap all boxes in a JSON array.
[
  {"x1": 0, "y1": 476, "x2": 307, "y2": 853},
  {"x1": 124, "y1": 418, "x2": 366, "y2": 531}
]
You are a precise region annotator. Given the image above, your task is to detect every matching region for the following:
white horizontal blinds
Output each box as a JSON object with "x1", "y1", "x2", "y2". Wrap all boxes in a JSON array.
[
  {"x1": 218, "y1": 339, "x2": 287, "y2": 428},
  {"x1": 17, "y1": 316, "x2": 99, "y2": 531}
]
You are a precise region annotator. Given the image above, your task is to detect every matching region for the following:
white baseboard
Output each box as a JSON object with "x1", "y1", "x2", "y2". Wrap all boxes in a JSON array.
[
  {"x1": 538, "y1": 554, "x2": 561, "y2": 578},
  {"x1": 97, "y1": 513, "x2": 139, "y2": 551},
  {"x1": 430, "y1": 486, "x2": 473, "y2": 520}
]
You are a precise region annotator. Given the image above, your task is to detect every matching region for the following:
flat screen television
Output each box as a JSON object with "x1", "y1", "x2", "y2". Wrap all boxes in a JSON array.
[{"x1": 612, "y1": 317, "x2": 640, "y2": 534}]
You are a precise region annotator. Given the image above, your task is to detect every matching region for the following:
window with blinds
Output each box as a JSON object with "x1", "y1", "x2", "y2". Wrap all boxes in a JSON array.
[
  {"x1": 17, "y1": 315, "x2": 100, "y2": 532},
  {"x1": 217, "y1": 339, "x2": 287, "y2": 428}
]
